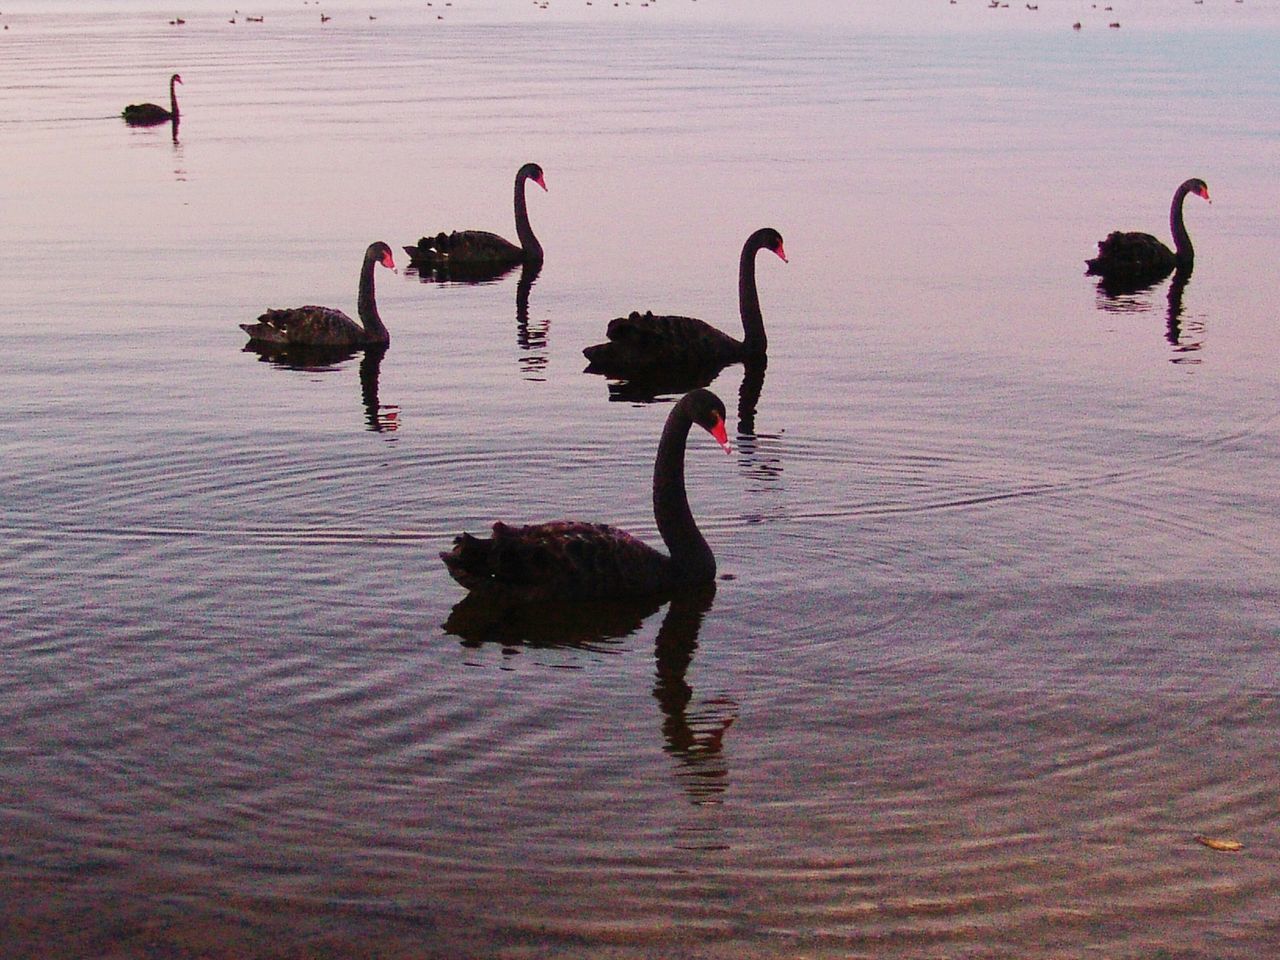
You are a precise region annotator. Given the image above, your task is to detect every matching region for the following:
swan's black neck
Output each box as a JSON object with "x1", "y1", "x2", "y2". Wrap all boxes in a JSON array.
[
  {"x1": 514, "y1": 170, "x2": 543, "y2": 265},
  {"x1": 653, "y1": 402, "x2": 715, "y2": 584},
  {"x1": 169, "y1": 75, "x2": 180, "y2": 120},
  {"x1": 738, "y1": 235, "x2": 768, "y2": 359},
  {"x1": 357, "y1": 250, "x2": 389, "y2": 342},
  {"x1": 1170, "y1": 181, "x2": 1196, "y2": 266}
]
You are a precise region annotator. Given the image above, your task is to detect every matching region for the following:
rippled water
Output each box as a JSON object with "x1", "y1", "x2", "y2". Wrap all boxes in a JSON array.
[{"x1": 2, "y1": 0, "x2": 1278, "y2": 956}]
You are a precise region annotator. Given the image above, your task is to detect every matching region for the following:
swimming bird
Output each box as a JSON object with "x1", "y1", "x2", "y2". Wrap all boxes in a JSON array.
[
  {"x1": 441, "y1": 389, "x2": 733, "y2": 601},
  {"x1": 240, "y1": 242, "x2": 396, "y2": 347},
  {"x1": 405, "y1": 163, "x2": 547, "y2": 276},
  {"x1": 1086, "y1": 178, "x2": 1210, "y2": 290},
  {"x1": 122, "y1": 73, "x2": 181, "y2": 126},
  {"x1": 583, "y1": 228, "x2": 787, "y2": 374}
]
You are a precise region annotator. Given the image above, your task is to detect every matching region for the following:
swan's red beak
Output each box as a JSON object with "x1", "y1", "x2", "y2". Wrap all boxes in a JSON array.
[
  {"x1": 1199, "y1": 186, "x2": 1211, "y2": 203},
  {"x1": 535, "y1": 173, "x2": 548, "y2": 191},
  {"x1": 381, "y1": 251, "x2": 396, "y2": 269},
  {"x1": 774, "y1": 242, "x2": 788, "y2": 263},
  {"x1": 709, "y1": 416, "x2": 732, "y2": 454}
]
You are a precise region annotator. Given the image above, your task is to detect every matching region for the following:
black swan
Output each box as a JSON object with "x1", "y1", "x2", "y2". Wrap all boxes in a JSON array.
[
  {"x1": 122, "y1": 73, "x2": 182, "y2": 126},
  {"x1": 1085, "y1": 178, "x2": 1210, "y2": 288},
  {"x1": 240, "y1": 242, "x2": 395, "y2": 347},
  {"x1": 405, "y1": 162, "x2": 546, "y2": 276},
  {"x1": 441, "y1": 389, "x2": 732, "y2": 600},
  {"x1": 583, "y1": 227, "x2": 787, "y2": 373}
]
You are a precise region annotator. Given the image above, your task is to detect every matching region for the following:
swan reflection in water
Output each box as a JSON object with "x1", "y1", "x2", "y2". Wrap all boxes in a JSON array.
[
  {"x1": 1164, "y1": 269, "x2": 1204, "y2": 363},
  {"x1": 241, "y1": 342, "x2": 400, "y2": 434},
  {"x1": 591, "y1": 359, "x2": 784, "y2": 485},
  {"x1": 404, "y1": 258, "x2": 521, "y2": 285},
  {"x1": 407, "y1": 262, "x2": 549, "y2": 380},
  {"x1": 1092, "y1": 267, "x2": 1204, "y2": 364},
  {"x1": 443, "y1": 584, "x2": 737, "y2": 807},
  {"x1": 514, "y1": 264, "x2": 550, "y2": 380}
]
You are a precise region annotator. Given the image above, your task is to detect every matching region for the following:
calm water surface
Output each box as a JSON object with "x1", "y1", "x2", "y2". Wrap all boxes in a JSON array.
[{"x1": 1, "y1": 0, "x2": 1278, "y2": 956}]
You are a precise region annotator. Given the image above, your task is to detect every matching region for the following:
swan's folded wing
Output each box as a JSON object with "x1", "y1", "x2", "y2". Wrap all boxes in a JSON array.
[
  {"x1": 441, "y1": 520, "x2": 671, "y2": 599},
  {"x1": 408, "y1": 230, "x2": 520, "y2": 264},
  {"x1": 585, "y1": 312, "x2": 738, "y2": 370},
  {"x1": 241, "y1": 305, "x2": 358, "y2": 344},
  {"x1": 1087, "y1": 231, "x2": 1174, "y2": 273}
]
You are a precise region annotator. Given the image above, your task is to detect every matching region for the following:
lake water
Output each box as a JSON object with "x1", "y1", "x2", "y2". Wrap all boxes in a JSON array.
[{"x1": 1, "y1": 0, "x2": 1278, "y2": 956}]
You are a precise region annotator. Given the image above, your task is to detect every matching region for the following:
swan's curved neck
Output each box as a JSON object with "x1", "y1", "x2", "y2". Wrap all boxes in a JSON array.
[
  {"x1": 514, "y1": 172, "x2": 543, "y2": 265},
  {"x1": 357, "y1": 253, "x2": 388, "y2": 341},
  {"x1": 738, "y1": 240, "x2": 766, "y2": 358},
  {"x1": 653, "y1": 408, "x2": 715, "y2": 583},
  {"x1": 169, "y1": 76, "x2": 180, "y2": 119},
  {"x1": 1170, "y1": 182, "x2": 1195, "y2": 265}
]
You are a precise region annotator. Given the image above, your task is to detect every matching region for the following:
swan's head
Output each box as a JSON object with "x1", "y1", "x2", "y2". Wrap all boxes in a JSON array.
[
  {"x1": 753, "y1": 227, "x2": 787, "y2": 263},
  {"x1": 520, "y1": 162, "x2": 547, "y2": 192},
  {"x1": 172, "y1": 73, "x2": 183, "y2": 86},
  {"x1": 683, "y1": 389, "x2": 732, "y2": 454},
  {"x1": 1187, "y1": 178, "x2": 1210, "y2": 204},
  {"x1": 368, "y1": 241, "x2": 396, "y2": 271}
]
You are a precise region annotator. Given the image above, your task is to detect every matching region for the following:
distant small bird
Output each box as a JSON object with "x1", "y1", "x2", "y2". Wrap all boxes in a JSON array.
[
  {"x1": 1072, "y1": 20, "x2": 1081, "y2": 28},
  {"x1": 320, "y1": 11, "x2": 330, "y2": 20},
  {"x1": 1109, "y1": 20, "x2": 1120, "y2": 27}
]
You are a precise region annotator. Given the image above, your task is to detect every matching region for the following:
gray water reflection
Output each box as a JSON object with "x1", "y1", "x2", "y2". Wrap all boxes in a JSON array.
[
  {"x1": 405, "y1": 262, "x2": 549, "y2": 380},
  {"x1": 1092, "y1": 267, "x2": 1207, "y2": 364},
  {"x1": 1165, "y1": 269, "x2": 1204, "y2": 364},
  {"x1": 445, "y1": 585, "x2": 735, "y2": 809},
  {"x1": 242, "y1": 343, "x2": 400, "y2": 435},
  {"x1": 515, "y1": 263, "x2": 549, "y2": 380}
]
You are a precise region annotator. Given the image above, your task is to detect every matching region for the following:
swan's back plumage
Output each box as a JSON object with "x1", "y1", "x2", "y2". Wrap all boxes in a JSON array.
[
  {"x1": 1085, "y1": 231, "x2": 1176, "y2": 281},
  {"x1": 122, "y1": 102, "x2": 171, "y2": 125},
  {"x1": 584, "y1": 311, "x2": 743, "y2": 371},
  {"x1": 239, "y1": 306, "x2": 366, "y2": 347},
  {"x1": 441, "y1": 520, "x2": 674, "y2": 600},
  {"x1": 405, "y1": 230, "x2": 522, "y2": 269}
]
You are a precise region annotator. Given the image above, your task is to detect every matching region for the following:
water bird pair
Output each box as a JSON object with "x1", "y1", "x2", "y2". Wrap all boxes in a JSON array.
[{"x1": 239, "y1": 162, "x2": 550, "y2": 347}]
